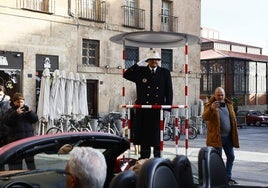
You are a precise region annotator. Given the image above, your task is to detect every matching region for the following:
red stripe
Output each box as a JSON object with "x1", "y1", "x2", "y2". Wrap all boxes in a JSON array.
[
  {"x1": 122, "y1": 50, "x2": 125, "y2": 60},
  {"x1": 175, "y1": 135, "x2": 178, "y2": 145},
  {"x1": 160, "y1": 120, "x2": 164, "y2": 130},
  {"x1": 185, "y1": 64, "x2": 188, "y2": 73},
  {"x1": 151, "y1": 105, "x2": 162, "y2": 109},
  {"x1": 185, "y1": 45, "x2": 188, "y2": 55},
  {"x1": 133, "y1": 104, "x2": 142, "y2": 109},
  {"x1": 160, "y1": 141, "x2": 163, "y2": 151},
  {"x1": 122, "y1": 87, "x2": 125, "y2": 96},
  {"x1": 185, "y1": 86, "x2": 188, "y2": 96}
]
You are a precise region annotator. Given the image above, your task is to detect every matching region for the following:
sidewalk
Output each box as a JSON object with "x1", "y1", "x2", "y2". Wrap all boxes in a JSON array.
[{"x1": 124, "y1": 135, "x2": 268, "y2": 187}]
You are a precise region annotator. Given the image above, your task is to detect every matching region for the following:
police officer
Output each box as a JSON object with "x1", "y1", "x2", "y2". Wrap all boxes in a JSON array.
[{"x1": 124, "y1": 49, "x2": 173, "y2": 159}]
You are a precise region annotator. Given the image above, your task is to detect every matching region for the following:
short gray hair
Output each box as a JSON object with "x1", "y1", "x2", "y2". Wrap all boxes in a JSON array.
[{"x1": 68, "y1": 147, "x2": 107, "y2": 188}]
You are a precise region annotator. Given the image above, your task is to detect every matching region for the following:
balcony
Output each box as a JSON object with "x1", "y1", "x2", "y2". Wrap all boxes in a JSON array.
[
  {"x1": 160, "y1": 14, "x2": 178, "y2": 32},
  {"x1": 78, "y1": 0, "x2": 106, "y2": 22},
  {"x1": 122, "y1": 6, "x2": 145, "y2": 29},
  {"x1": 20, "y1": 0, "x2": 54, "y2": 13}
]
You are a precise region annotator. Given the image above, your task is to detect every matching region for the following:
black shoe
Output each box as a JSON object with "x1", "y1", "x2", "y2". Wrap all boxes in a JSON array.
[{"x1": 228, "y1": 178, "x2": 238, "y2": 185}]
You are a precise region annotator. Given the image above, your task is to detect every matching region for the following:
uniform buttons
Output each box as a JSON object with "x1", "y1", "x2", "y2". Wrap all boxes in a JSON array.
[
  {"x1": 156, "y1": 87, "x2": 159, "y2": 89},
  {"x1": 155, "y1": 95, "x2": 158, "y2": 97},
  {"x1": 148, "y1": 86, "x2": 151, "y2": 88},
  {"x1": 146, "y1": 101, "x2": 149, "y2": 104},
  {"x1": 147, "y1": 94, "x2": 149, "y2": 96}
]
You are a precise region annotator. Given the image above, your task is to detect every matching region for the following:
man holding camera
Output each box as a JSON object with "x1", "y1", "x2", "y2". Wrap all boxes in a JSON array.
[
  {"x1": 202, "y1": 87, "x2": 239, "y2": 185},
  {"x1": 4, "y1": 92, "x2": 38, "y2": 170}
]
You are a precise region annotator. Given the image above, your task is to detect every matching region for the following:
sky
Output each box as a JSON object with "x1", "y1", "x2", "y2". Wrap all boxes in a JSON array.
[{"x1": 201, "y1": 0, "x2": 268, "y2": 55}]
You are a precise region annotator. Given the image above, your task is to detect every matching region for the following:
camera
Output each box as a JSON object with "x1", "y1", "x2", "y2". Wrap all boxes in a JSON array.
[
  {"x1": 21, "y1": 105, "x2": 29, "y2": 112},
  {"x1": 220, "y1": 102, "x2": 225, "y2": 107}
]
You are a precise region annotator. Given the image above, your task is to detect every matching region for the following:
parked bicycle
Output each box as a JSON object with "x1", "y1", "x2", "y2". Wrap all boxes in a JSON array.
[
  {"x1": 46, "y1": 115, "x2": 66, "y2": 134},
  {"x1": 46, "y1": 115, "x2": 93, "y2": 134},
  {"x1": 97, "y1": 112, "x2": 124, "y2": 136},
  {"x1": 163, "y1": 115, "x2": 198, "y2": 141},
  {"x1": 69, "y1": 115, "x2": 93, "y2": 132}
]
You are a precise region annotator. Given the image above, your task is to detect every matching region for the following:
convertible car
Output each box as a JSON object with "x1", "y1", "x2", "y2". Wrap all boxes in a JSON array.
[
  {"x1": 0, "y1": 132, "x2": 130, "y2": 188},
  {"x1": 0, "y1": 132, "x2": 265, "y2": 188}
]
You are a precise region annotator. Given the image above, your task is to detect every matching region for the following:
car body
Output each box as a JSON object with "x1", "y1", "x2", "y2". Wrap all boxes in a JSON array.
[
  {"x1": 0, "y1": 132, "x2": 129, "y2": 188},
  {"x1": 236, "y1": 110, "x2": 268, "y2": 126}
]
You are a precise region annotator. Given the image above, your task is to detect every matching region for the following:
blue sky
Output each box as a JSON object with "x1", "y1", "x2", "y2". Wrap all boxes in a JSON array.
[{"x1": 201, "y1": 0, "x2": 268, "y2": 55}]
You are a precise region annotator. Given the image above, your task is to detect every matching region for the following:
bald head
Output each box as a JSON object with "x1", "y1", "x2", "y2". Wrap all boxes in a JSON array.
[{"x1": 214, "y1": 87, "x2": 225, "y2": 101}]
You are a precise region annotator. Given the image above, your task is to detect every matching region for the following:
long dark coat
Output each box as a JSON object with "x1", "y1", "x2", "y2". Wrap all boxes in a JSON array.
[
  {"x1": 4, "y1": 103, "x2": 39, "y2": 143},
  {"x1": 124, "y1": 64, "x2": 173, "y2": 147}
]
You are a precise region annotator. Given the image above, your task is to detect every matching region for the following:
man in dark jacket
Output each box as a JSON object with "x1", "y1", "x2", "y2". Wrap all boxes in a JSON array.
[
  {"x1": 4, "y1": 92, "x2": 39, "y2": 170},
  {"x1": 124, "y1": 49, "x2": 173, "y2": 159}
]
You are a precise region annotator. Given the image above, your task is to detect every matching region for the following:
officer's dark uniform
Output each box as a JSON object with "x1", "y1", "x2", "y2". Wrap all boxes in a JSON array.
[{"x1": 124, "y1": 63, "x2": 173, "y2": 158}]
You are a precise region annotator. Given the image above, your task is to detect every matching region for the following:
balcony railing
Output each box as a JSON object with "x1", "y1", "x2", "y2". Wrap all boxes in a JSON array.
[
  {"x1": 78, "y1": 0, "x2": 106, "y2": 22},
  {"x1": 21, "y1": 0, "x2": 54, "y2": 13},
  {"x1": 122, "y1": 6, "x2": 145, "y2": 29},
  {"x1": 160, "y1": 14, "x2": 178, "y2": 32}
]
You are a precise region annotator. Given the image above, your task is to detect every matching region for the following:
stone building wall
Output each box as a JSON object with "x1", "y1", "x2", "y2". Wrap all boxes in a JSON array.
[{"x1": 0, "y1": 0, "x2": 201, "y2": 116}]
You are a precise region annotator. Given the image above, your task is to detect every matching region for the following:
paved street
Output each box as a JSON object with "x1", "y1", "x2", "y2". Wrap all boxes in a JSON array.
[{"x1": 128, "y1": 126, "x2": 268, "y2": 186}]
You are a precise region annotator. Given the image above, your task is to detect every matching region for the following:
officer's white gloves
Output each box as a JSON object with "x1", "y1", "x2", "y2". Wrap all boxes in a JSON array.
[{"x1": 137, "y1": 59, "x2": 148, "y2": 67}]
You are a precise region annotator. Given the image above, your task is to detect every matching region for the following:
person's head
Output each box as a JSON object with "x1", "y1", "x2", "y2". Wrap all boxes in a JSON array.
[
  {"x1": 145, "y1": 49, "x2": 161, "y2": 68},
  {"x1": 12, "y1": 92, "x2": 25, "y2": 108},
  {"x1": 214, "y1": 87, "x2": 225, "y2": 102},
  {"x1": 65, "y1": 147, "x2": 107, "y2": 188}
]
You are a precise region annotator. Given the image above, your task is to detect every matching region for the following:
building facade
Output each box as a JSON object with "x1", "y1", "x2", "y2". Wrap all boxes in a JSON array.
[
  {"x1": 200, "y1": 33, "x2": 268, "y2": 111},
  {"x1": 0, "y1": 0, "x2": 201, "y2": 119}
]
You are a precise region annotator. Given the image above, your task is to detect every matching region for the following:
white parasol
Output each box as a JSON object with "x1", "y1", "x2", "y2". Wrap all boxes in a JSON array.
[
  {"x1": 49, "y1": 70, "x2": 61, "y2": 120},
  {"x1": 37, "y1": 68, "x2": 51, "y2": 122},
  {"x1": 78, "y1": 74, "x2": 88, "y2": 118},
  {"x1": 56, "y1": 70, "x2": 66, "y2": 118},
  {"x1": 65, "y1": 72, "x2": 74, "y2": 116},
  {"x1": 72, "y1": 73, "x2": 80, "y2": 117}
]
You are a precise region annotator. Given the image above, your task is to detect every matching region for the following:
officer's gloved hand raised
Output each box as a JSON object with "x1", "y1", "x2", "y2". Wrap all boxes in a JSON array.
[{"x1": 137, "y1": 59, "x2": 148, "y2": 67}]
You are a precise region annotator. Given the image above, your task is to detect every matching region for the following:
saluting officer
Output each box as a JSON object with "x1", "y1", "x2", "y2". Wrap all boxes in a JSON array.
[{"x1": 124, "y1": 48, "x2": 173, "y2": 159}]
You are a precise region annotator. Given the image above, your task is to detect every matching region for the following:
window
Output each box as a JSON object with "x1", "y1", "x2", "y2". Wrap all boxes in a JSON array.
[
  {"x1": 160, "y1": 1, "x2": 177, "y2": 32},
  {"x1": 200, "y1": 63, "x2": 208, "y2": 93},
  {"x1": 209, "y1": 62, "x2": 225, "y2": 91},
  {"x1": 78, "y1": 0, "x2": 106, "y2": 22},
  {"x1": 257, "y1": 62, "x2": 266, "y2": 93},
  {"x1": 125, "y1": 46, "x2": 139, "y2": 69},
  {"x1": 233, "y1": 60, "x2": 246, "y2": 94},
  {"x1": 82, "y1": 39, "x2": 100, "y2": 67},
  {"x1": 248, "y1": 62, "x2": 256, "y2": 93},
  {"x1": 161, "y1": 49, "x2": 173, "y2": 71},
  {"x1": 122, "y1": 0, "x2": 145, "y2": 29},
  {"x1": 161, "y1": 1, "x2": 170, "y2": 24},
  {"x1": 21, "y1": 0, "x2": 53, "y2": 13}
]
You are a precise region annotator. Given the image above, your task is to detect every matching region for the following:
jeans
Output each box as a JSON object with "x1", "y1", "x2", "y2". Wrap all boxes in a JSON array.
[{"x1": 215, "y1": 135, "x2": 235, "y2": 180}]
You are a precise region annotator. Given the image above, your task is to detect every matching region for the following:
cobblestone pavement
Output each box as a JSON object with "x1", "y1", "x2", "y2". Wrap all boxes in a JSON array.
[{"x1": 126, "y1": 126, "x2": 268, "y2": 187}]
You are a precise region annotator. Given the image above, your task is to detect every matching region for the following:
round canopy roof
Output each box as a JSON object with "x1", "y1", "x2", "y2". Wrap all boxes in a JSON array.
[{"x1": 110, "y1": 31, "x2": 200, "y2": 48}]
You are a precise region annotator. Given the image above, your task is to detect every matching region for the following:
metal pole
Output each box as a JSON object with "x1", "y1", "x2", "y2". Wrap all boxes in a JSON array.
[{"x1": 150, "y1": 0, "x2": 153, "y2": 31}]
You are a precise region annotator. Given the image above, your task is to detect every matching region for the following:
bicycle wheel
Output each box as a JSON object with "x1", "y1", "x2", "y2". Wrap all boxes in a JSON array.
[
  {"x1": 188, "y1": 126, "x2": 197, "y2": 139},
  {"x1": 67, "y1": 127, "x2": 78, "y2": 132},
  {"x1": 163, "y1": 126, "x2": 172, "y2": 141},
  {"x1": 80, "y1": 127, "x2": 91, "y2": 132},
  {"x1": 46, "y1": 127, "x2": 62, "y2": 134},
  {"x1": 98, "y1": 123, "x2": 115, "y2": 134}
]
